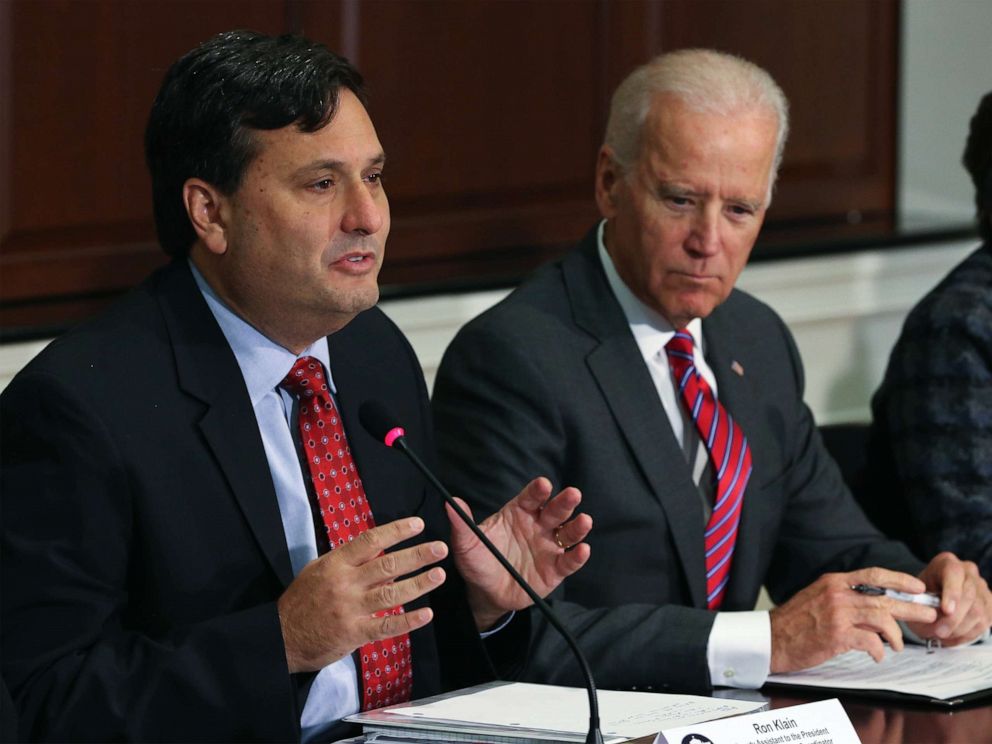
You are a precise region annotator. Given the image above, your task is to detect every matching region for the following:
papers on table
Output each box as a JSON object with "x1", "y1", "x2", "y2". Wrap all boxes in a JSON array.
[
  {"x1": 346, "y1": 681, "x2": 766, "y2": 743},
  {"x1": 766, "y1": 642, "x2": 992, "y2": 704}
]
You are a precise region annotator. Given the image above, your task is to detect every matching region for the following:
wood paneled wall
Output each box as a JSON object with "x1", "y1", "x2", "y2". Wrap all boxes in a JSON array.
[{"x1": 0, "y1": 0, "x2": 898, "y2": 336}]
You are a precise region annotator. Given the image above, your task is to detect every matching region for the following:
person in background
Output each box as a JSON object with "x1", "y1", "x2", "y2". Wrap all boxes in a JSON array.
[
  {"x1": 0, "y1": 30, "x2": 592, "y2": 741},
  {"x1": 868, "y1": 91, "x2": 992, "y2": 582},
  {"x1": 433, "y1": 50, "x2": 992, "y2": 695}
]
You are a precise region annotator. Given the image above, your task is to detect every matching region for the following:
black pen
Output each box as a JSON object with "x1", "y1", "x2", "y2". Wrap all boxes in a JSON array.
[{"x1": 851, "y1": 583, "x2": 941, "y2": 608}]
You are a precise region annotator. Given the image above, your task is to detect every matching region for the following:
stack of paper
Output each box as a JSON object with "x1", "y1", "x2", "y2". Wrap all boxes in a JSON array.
[
  {"x1": 766, "y1": 642, "x2": 992, "y2": 705},
  {"x1": 346, "y1": 681, "x2": 766, "y2": 743}
]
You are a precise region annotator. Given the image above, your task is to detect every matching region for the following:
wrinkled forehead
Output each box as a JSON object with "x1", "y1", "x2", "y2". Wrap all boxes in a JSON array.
[
  {"x1": 637, "y1": 95, "x2": 779, "y2": 202},
  {"x1": 642, "y1": 94, "x2": 778, "y2": 153}
]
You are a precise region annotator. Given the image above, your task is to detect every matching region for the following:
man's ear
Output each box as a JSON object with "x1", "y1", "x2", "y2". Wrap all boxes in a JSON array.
[
  {"x1": 183, "y1": 178, "x2": 229, "y2": 256},
  {"x1": 594, "y1": 146, "x2": 622, "y2": 218}
]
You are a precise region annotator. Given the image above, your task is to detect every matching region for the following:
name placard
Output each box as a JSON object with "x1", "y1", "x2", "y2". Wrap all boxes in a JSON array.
[{"x1": 656, "y1": 698, "x2": 860, "y2": 744}]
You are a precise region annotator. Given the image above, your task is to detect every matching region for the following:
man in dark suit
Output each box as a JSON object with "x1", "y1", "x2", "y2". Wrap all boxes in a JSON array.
[
  {"x1": 433, "y1": 49, "x2": 992, "y2": 694},
  {"x1": 0, "y1": 31, "x2": 591, "y2": 740}
]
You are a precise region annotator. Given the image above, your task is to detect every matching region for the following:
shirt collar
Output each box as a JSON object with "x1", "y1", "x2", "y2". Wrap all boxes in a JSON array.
[
  {"x1": 596, "y1": 220, "x2": 704, "y2": 357},
  {"x1": 188, "y1": 259, "x2": 335, "y2": 405}
]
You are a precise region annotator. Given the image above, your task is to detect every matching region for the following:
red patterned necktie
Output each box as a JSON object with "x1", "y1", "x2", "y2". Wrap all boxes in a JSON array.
[
  {"x1": 281, "y1": 356, "x2": 412, "y2": 710},
  {"x1": 665, "y1": 330, "x2": 752, "y2": 610}
]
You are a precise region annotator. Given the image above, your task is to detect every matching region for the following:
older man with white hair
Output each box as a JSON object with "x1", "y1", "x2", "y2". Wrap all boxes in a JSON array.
[{"x1": 433, "y1": 49, "x2": 992, "y2": 694}]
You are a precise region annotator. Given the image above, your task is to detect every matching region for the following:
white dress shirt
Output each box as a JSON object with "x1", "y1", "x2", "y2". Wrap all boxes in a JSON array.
[{"x1": 595, "y1": 223, "x2": 771, "y2": 689}]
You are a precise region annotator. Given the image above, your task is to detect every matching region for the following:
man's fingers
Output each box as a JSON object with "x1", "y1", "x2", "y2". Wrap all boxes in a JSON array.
[
  {"x1": 850, "y1": 628, "x2": 889, "y2": 663},
  {"x1": 937, "y1": 575, "x2": 987, "y2": 639},
  {"x1": 920, "y1": 554, "x2": 992, "y2": 639},
  {"x1": 847, "y1": 585, "x2": 939, "y2": 625},
  {"x1": 849, "y1": 601, "x2": 920, "y2": 648},
  {"x1": 934, "y1": 555, "x2": 966, "y2": 615},
  {"x1": 556, "y1": 541, "x2": 591, "y2": 576},
  {"x1": 850, "y1": 566, "x2": 926, "y2": 595},
  {"x1": 515, "y1": 476, "x2": 554, "y2": 512},
  {"x1": 447, "y1": 496, "x2": 475, "y2": 525},
  {"x1": 554, "y1": 513, "x2": 593, "y2": 550},
  {"x1": 538, "y1": 486, "x2": 583, "y2": 526},
  {"x1": 940, "y1": 617, "x2": 985, "y2": 646},
  {"x1": 935, "y1": 570, "x2": 991, "y2": 645},
  {"x1": 850, "y1": 603, "x2": 904, "y2": 651},
  {"x1": 365, "y1": 540, "x2": 448, "y2": 585},
  {"x1": 939, "y1": 581, "x2": 977, "y2": 638},
  {"x1": 879, "y1": 597, "x2": 939, "y2": 625},
  {"x1": 362, "y1": 607, "x2": 435, "y2": 642},
  {"x1": 446, "y1": 499, "x2": 482, "y2": 555},
  {"x1": 343, "y1": 517, "x2": 426, "y2": 565},
  {"x1": 364, "y1": 567, "x2": 446, "y2": 614},
  {"x1": 866, "y1": 614, "x2": 905, "y2": 652}
]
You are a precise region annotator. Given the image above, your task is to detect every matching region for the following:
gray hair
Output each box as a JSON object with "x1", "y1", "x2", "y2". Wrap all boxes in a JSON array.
[{"x1": 604, "y1": 48, "x2": 790, "y2": 201}]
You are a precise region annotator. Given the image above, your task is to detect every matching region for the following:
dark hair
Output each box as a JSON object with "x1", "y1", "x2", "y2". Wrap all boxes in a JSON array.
[
  {"x1": 963, "y1": 90, "x2": 992, "y2": 242},
  {"x1": 145, "y1": 30, "x2": 366, "y2": 257}
]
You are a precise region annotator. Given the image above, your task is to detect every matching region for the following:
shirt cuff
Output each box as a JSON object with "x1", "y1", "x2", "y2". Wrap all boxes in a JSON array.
[
  {"x1": 707, "y1": 610, "x2": 771, "y2": 688},
  {"x1": 479, "y1": 610, "x2": 515, "y2": 638}
]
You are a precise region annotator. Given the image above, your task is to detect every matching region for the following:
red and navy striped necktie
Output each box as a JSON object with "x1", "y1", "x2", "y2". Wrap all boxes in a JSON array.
[{"x1": 665, "y1": 330, "x2": 752, "y2": 609}]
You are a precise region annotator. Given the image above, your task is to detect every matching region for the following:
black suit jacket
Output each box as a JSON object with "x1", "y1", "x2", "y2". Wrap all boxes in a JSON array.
[
  {"x1": 1, "y1": 261, "x2": 499, "y2": 741},
  {"x1": 433, "y1": 228, "x2": 922, "y2": 693}
]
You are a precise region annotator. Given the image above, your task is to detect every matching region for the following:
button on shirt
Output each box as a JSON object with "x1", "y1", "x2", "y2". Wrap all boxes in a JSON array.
[
  {"x1": 190, "y1": 263, "x2": 357, "y2": 741},
  {"x1": 595, "y1": 222, "x2": 771, "y2": 689}
]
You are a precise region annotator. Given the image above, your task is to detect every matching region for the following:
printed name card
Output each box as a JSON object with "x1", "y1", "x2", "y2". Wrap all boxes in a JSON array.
[{"x1": 656, "y1": 698, "x2": 860, "y2": 744}]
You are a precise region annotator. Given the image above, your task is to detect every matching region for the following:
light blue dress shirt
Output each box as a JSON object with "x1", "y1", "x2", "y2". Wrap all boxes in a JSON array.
[
  {"x1": 190, "y1": 263, "x2": 357, "y2": 741},
  {"x1": 190, "y1": 263, "x2": 515, "y2": 739}
]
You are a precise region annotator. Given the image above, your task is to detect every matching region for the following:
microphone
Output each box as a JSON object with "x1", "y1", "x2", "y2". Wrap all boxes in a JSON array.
[{"x1": 359, "y1": 400, "x2": 604, "y2": 744}]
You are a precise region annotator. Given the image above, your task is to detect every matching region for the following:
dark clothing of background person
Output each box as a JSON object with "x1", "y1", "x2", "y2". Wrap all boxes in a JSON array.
[{"x1": 869, "y1": 242, "x2": 992, "y2": 581}]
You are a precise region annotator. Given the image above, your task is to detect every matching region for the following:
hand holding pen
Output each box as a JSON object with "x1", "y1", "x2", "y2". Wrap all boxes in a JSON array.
[
  {"x1": 904, "y1": 552, "x2": 992, "y2": 647},
  {"x1": 769, "y1": 567, "x2": 939, "y2": 673},
  {"x1": 851, "y1": 583, "x2": 946, "y2": 651}
]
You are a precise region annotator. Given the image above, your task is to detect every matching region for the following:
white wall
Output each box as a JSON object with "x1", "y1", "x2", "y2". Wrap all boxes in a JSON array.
[
  {"x1": 379, "y1": 238, "x2": 976, "y2": 425},
  {"x1": 0, "y1": 238, "x2": 976, "y2": 425},
  {"x1": 899, "y1": 0, "x2": 992, "y2": 219}
]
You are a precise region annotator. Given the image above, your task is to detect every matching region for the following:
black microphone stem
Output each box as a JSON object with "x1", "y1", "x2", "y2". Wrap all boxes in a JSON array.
[{"x1": 393, "y1": 437, "x2": 604, "y2": 744}]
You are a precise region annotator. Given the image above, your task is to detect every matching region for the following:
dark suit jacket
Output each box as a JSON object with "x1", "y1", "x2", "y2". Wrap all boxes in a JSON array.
[
  {"x1": 433, "y1": 228, "x2": 922, "y2": 693},
  {"x1": 0, "y1": 261, "x2": 502, "y2": 741}
]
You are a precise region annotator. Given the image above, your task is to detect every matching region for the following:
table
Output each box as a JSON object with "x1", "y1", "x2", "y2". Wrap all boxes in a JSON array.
[{"x1": 765, "y1": 689, "x2": 992, "y2": 744}]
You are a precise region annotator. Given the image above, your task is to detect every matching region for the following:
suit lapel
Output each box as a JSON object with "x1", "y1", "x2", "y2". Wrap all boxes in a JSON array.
[
  {"x1": 156, "y1": 262, "x2": 295, "y2": 588},
  {"x1": 702, "y1": 299, "x2": 766, "y2": 606},
  {"x1": 324, "y1": 315, "x2": 393, "y2": 523},
  {"x1": 323, "y1": 308, "x2": 421, "y2": 530},
  {"x1": 565, "y1": 234, "x2": 707, "y2": 607}
]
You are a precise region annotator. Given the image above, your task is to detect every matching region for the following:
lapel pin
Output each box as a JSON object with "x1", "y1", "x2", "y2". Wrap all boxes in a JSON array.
[{"x1": 731, "y1": 360, "x2": 744, "y2": 377}]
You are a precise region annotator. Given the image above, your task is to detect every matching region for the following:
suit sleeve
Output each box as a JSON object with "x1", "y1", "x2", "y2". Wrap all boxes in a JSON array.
[
  {"x1": 350, "y1": 308, "x2": 526, "y2": 693},
  {"x1": 433, "y1": 322, "x2": 716, "y2": 693},
  {"x1": 874, "y1": 294, "x2": 992, "y2": 580},
  {"x1": 1, "y1": 372, "x2": 299, "y2": 741},
  {"x1": 760, "y1": 312, "x2": 924, "y2": 603},
  {"x1": 392, "y1": 317, "x2": 517, "y2": 689}
]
